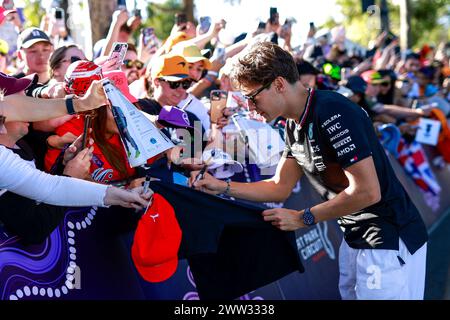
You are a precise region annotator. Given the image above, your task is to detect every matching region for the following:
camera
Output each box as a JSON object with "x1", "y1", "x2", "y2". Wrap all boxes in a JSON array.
[
  {"x1": 142, "y1": 27, "x2": 155, "y2": 46},
  {"x1": 199, "y1": 16, "x2": 211, "y2": 34},
  {"x1": 117, "y1": 0, "x2": 126, "y2": 10},
  {"x1": 269, "y1": 7, "x2": 278, "y2": 24},
  {"x1": 175, "y1": 13, "x2": 187, "y2": 26},
  {"x1": 53, "y1": 8, "x2": 64, "y2": 20}
]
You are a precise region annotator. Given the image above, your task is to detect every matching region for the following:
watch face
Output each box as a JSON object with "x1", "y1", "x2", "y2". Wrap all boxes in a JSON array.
[{"x1": 303, "y1": 211, "x2": 315, "y2": 225}]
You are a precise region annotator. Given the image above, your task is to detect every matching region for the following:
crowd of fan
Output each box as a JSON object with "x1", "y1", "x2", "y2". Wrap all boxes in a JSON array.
[{"x1": 0, "y1": 3, "x2": 449, "y2": 244}]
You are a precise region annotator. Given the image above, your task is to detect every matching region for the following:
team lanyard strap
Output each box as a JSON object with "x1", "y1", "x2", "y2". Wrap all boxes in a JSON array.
[{"x1": 298, "y1": 88, "x2": 315, "y2": 129}]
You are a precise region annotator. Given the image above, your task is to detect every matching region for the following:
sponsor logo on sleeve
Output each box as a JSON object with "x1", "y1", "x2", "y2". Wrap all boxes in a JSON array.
[
  {"x1": 332, "y1": 136, "x2": 352, "y2": 149},
  {"x1": 321, "y1": 114, "x2": 341, "y2": 128},
  {"x1": 337, "y1": 144, "x2": 356, "y2": 157},
  {"x1": 330, "y1": 129, "x2": 350, "y2": 142},
  {"x1": 325, "y1": 122, "x2": 342, "y2": 134}
]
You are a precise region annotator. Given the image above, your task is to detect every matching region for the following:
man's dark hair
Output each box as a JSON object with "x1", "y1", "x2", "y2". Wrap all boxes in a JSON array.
[{"x1": 230, "y1": 42, "x2": 299, "y2": 89}]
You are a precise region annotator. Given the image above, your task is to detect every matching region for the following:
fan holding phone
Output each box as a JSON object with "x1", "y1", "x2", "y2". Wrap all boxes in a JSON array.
[{"x1": 210, "y1": 90, "x2": 228, "y2": 124}]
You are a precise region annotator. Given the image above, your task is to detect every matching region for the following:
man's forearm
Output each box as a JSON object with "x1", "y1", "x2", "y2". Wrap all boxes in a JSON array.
[
  {"x1": 226, "y1": 179, "x2": 292, "y2": 202},
  {"x1": 382, "y1": 104, "x2": 422, "y2": 119},
  {"x1": 310, "y1": 186, "x2": 380, "y2": 223},
  {"x1": 3, "y1": 95, "x2": 69, "y2": 122}
]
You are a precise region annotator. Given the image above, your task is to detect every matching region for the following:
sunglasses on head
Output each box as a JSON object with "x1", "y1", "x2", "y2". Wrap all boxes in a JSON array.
[
  {"x1": 123, "y1": 59, "x2": 144, "y2": 70},
  {"x1": 160, "y1": 79, "x2": 192, "y2": 90}
]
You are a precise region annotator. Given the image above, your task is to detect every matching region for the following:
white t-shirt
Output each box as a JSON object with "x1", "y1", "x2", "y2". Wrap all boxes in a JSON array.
[{"x1": 0, "y1": 145, "x2": 108, "y2": 207}]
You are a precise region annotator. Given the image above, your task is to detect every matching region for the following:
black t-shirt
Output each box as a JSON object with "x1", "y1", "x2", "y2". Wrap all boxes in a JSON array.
[{"x1": 283, "y1": 89, "x2": 427, "y2": 254}]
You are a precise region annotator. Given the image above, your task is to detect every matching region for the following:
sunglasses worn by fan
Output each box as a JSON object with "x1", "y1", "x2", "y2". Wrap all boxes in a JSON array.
[
  {"x1": 123, "y1": 59, "x2": 144, "y2": 70},
  {"x1": 159, "y1": 79, "x2": 192, "y2": 90}
]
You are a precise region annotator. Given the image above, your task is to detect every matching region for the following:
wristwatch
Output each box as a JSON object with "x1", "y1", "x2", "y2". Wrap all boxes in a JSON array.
[
  {"x1": 65, "y1": 94, "x2": 76, "y2": 115},
  {"x1": 301, "y1": 207, "x2": 316, "y2": 226}
]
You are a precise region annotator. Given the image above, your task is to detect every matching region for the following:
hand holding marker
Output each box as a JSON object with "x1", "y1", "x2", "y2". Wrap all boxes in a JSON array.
[{"x1": 193, "y1": 149, "x2": 216, "y2": 186}]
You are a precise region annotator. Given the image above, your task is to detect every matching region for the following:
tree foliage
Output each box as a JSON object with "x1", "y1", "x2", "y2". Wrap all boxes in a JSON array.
[
  {"x1": 22, "y1": 0, "x2": 46, "y2": 28},
  {"x1": 144, "y1": 0, "x2": 184, "y2": 40},
  {"x1": 328, "y1": 0, "x2": 449, "y2": 49}
]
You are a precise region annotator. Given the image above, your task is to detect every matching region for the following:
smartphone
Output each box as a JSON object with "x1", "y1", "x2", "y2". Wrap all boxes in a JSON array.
[
  {"x1": 269, "y1": 7, "x2": 278, "y2": 24},
  {"x1": 108, "y1": 42, "x2": 128, "y2": 68},
  {"x1": 309, "y1": 22, "x2": 315, "y2": 28},
  {"x1": 175, "y1": 13, "x2": 187, "y2": 26},
  {"x1": 211, "y1": 47, "x2": 226, "y2": 63},
  {"x1": 133, "y1": 9, "x2": 141, "y2": 18},
  {"x1": 117, "y1": 0, "x2": 127, "y2": 10},
  {"x1": 199, "y1": 16, "x2": 211, "y2": 34},
  {"x1": 81, "y1": 115, "x2": 93, "y2": 150},
  {"x1": 53, "y1": 7, "x2": 65, "y2": 20},
  {"x1": 142, "y1": 27, "x2": 155, "y2": 46},
  {"x1": 257, "y1": 21, "x2": 266, "y2": 31},
  {"x1": 282, "y1": 19, "x2": 291, "y2": 32},
  {"x1": 210, "y1": 90, "x2": 228, "y2": 124}
]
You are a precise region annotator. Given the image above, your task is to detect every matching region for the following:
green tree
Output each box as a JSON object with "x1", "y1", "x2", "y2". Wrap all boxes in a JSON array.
[
  {"x1": 22, "y1": 0, "x2": 46, "y2": 28},
  {"x1": 331, "y1": 0, "x2": 449, "y2": 49},
  {"x1": 409, "y1": 0, "x2": 449, "y2": 48},
  {"x1": 144, "y1": 0, "x2": 184, "y2": 40}
]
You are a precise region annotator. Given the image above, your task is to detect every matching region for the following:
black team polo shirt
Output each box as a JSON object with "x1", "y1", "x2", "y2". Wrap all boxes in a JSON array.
[{"x1": 283, "y1": 89, "x2": 427, "y2": 254}]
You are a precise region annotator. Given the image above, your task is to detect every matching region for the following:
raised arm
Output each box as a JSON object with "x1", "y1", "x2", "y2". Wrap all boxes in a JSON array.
[{"x1": 2, "y1": 80, "x2": 107, "y2": 122}]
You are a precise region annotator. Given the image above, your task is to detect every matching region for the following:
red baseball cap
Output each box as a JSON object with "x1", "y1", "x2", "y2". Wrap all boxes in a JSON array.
[{"x1": 132, "y1": 193, "x2": 182, "y2": 283}]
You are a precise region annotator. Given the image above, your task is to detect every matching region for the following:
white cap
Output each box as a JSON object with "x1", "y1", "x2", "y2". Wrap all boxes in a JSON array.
[
  {"x1": 211, "y1": 164, "x2": 242, "y2": 179},
  {"x1": 202, "y1": 148, "x2": 243, "y2": 175}
]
